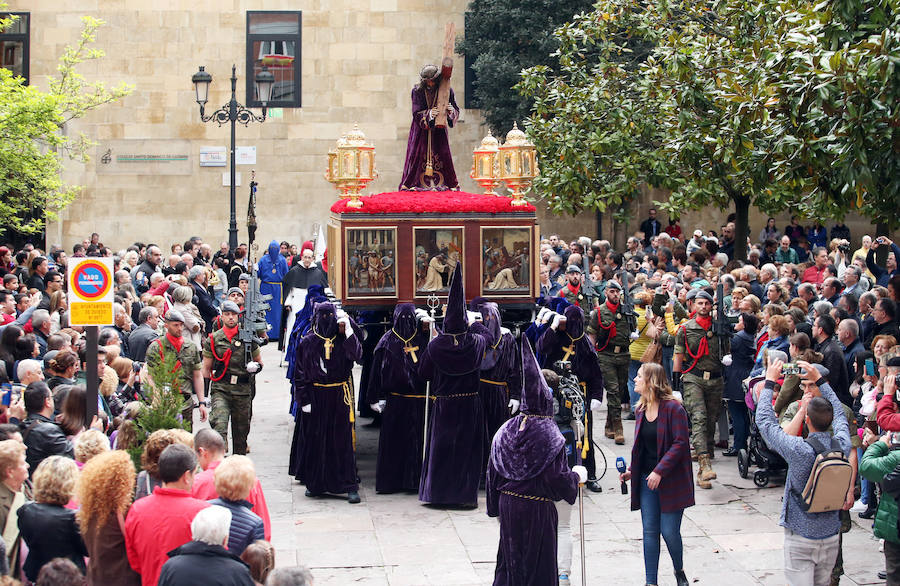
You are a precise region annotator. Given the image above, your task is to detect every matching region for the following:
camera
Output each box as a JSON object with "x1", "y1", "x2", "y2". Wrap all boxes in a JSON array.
[
  {"x1": 895, "y1": 373, "x2": 900, "y2": 388},
  {"x1": 877, "y1": 237, "x2": 887, "y2": 245},
  {"x1": 838, "y1": 243, "x2": 850, "y2": 254},
  {"x1": 133, "y1": 361, "x2": 143, "y2": 373},
  {"x1": 782, "y1": 363, "x2": 801, "y2": 376}
]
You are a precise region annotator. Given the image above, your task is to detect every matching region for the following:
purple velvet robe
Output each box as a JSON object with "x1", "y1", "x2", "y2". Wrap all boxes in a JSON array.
[
  {"x1": 368, "y1": 304, "x2": 431, "y2": 493},
  {"x1": 487, "y1": 450, "x2": 579, "y2": 586},
  {"x1": 487, "y1": 336, "x2": 579, "y2": 586},
  {"x1": 417, "y1": 322, "x2": 489, "y2": 505},
  {"x1": 289, "y1": 304, "x2": 362, "y2": 494},
  {"x1": 478, "y1": 304, "x2": 523, "y2": 473},
  {"x1": 535, "y1": 308, "x2": 603, "y2": 403},
  {"x1": 398, "y1": 86, "x2": 460, "y2": 191}
]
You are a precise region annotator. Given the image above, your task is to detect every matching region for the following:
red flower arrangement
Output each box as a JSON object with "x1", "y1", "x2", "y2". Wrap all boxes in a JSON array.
[{"x1": 329, "y1": 191, "x2": 536, "y2": 214}]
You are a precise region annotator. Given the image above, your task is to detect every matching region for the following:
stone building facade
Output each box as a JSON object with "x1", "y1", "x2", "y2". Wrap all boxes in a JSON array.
[{"x1": 9, "y1": 1, "x2": 886, "y2": 254}]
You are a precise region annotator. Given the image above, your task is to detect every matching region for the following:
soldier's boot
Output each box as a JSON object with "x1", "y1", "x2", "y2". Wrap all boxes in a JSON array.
[
  {"x1": 605, "y1": 416, "x2": 615, "y2": 439},
  {"x1": 699, "y1": 453, "x2": 717, "y2": 481},
  {"x1": 696, "y1": 455, "x2": 712, "y2": 489},
  {"x1": 613, "y1": 419, "x2": 625, "y2": 445}
]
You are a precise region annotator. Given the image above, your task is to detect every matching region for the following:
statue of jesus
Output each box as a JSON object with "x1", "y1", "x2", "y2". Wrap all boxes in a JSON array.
[{"x1": 398, "y1": 65, "x2": 460, "y2": 191}]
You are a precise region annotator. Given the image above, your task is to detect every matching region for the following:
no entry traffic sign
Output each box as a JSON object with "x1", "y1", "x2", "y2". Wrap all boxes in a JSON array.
[{"x1": 68, "y1": 257, "x2": 114, "y2": 326}]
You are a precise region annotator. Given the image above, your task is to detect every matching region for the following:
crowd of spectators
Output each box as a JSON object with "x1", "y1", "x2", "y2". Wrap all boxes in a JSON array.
[
  {"x1": 539, "y1": 210, "x2": 900, "y2": 584},
  {"x1": 0, "y1": 234, "x2": 313, "y2": 585}
]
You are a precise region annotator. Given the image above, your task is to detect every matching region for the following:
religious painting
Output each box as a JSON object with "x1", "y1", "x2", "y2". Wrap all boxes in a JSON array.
[
  {"x1": 414, "y1": 227, "x2": 463, "y2": 294},
  {"x1": 481, "y1": 227, "x2": 531, "y2": 295},
  {"x1": 345, "y1": 228, "x2": 397, "y2": 298}
]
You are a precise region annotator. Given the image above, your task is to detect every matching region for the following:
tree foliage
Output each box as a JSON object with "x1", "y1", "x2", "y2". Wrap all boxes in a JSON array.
[
  {"x1": 518, "y1": 0, "x2": 900, "y2": 259},
  {"x1": 128, "y1": 350, "x2": 190, "y2": 467},
  {"x1": 0, "y1": 13, "x2": 132, "y2": 237},
  {"x1": 456, "y1": 0, "x2": 595, "y2": 135}
]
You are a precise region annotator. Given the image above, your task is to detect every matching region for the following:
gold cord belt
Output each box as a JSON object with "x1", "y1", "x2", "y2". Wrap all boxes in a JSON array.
[
  {"x1": 479, "y1": 378, "x2": 508, "y2": 386},
  {"x1": 436, "y1": 392, "x2": 478, "y2": 399},
  {"x1": 500, "y1": 490, "x2": 551, "y2": 502},
  {"x1": 313, "y1": 379, "x2": 356, "y2": 449},
  {"x1": 389, "y1": 392, "x2": 434, "y2": 400}
]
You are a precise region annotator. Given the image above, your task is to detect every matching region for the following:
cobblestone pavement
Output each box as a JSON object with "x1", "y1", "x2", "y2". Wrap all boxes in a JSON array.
[{"x1": 241, "y1": 344, "x2": 884, "y2": 585}]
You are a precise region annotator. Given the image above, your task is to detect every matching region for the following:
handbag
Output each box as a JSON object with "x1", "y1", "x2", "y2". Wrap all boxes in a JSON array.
[{"x1": 638, "y1": 321, "x2": 662, "y2": 363}]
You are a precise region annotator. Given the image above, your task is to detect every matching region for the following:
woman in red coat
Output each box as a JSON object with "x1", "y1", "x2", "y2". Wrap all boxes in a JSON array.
[{"x1": 619, "y1": 363, "x2": 694, "y2": 586}]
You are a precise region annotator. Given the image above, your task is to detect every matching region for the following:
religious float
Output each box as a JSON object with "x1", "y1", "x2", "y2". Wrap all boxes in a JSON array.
[{"x1": 323, "y1": 123, "x2": 540, "y2": 318}]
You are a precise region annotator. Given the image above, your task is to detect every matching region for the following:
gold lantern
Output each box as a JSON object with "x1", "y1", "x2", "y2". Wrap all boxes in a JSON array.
[
  {"x1": 498, "y1": 122, "x2": 539, "y2": 207},
  {"x1": 324, "y1": 124, "x2": 378, "y2": 208},
  {"x1": 470, "y1": 130, "x2": 501, "y2": 195}
]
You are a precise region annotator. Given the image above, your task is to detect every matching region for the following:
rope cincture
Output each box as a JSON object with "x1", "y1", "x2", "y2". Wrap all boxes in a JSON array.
[
  {"x1": 501, "y1": 490, "x2": 551, "y2": 502},
  {"x1": 313, "y1": 378, "x2": 356, "y2": 450}
]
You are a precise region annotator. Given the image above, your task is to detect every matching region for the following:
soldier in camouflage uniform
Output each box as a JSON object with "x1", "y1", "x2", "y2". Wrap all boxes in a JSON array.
[
  {"x1": 145, "y1": 309, "x2": 208, "y2": 431},
  {"x1": 202, "y1": 301, "x2": 262, "y2": 455},
  {"x1": 587, "y1": 281, "x2": 635, "y2": 445},
  {"x1": 673, "y1": 290, "x2": 728, "y2": 489},
  {"x1": 557, "y1": 265, "x2": 595, "y2": 318}
]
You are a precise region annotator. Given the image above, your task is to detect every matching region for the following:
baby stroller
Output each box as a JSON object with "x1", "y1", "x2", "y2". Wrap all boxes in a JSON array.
[{"x1": 737, "y1": 376, "x2": 788, "y2": 487}]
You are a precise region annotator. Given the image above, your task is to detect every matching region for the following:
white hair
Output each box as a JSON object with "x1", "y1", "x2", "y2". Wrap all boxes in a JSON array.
[
  {"x1": 17, "y1": 359, "x2": 42, "y2": 382},
  {"x1": 760, "y1": 263, "x2": 778, "y2": 280},
  {"x1": 188, "y1": 266, "x2": 206, "y2": 281},
  {"x1": 191, "y1": 505, "x2": 232, "y2": 546}
]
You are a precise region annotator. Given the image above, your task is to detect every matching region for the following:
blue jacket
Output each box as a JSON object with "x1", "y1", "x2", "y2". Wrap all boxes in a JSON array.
[
  {"x1": 725, "y1": 330, "x2": 755, "y2": 401},
  {"x1": 209, "y1": 498, "x2": 264, "y2": 555}
]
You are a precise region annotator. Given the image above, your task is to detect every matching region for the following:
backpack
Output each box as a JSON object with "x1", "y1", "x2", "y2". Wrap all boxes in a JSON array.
[{"x1": 793, "y1": 436, "x2": 853, "y2": 514}]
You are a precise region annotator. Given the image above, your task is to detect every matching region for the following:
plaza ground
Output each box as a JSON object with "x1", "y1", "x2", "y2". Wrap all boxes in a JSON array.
[{"x1": 236, "y1": 344, "x2": 885, "y2": 585}]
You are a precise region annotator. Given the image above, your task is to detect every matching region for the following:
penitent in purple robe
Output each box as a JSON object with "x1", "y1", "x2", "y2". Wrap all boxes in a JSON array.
[
  {"x1": 487, "y1": 338, "x2": 579, "y2": 586},
  {"x1": 477, "y1": 303, "x2": 522, "y2": 469},
  {"x1": 290, "y1": 302, "x2": 362, "y2": 495},
  {"x1": 368, "y1": 304, "x2": 431, "y2": 493},
  {"x1": 418, "y1": 263, "x2": 488, "y2": 506},
  {"x1": 398, "y1": 85, "x2": 460, "y2": 191}
]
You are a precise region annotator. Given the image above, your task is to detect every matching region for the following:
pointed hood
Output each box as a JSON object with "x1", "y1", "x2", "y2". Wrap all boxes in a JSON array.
[
  {"x1": 489, "y1": 337, "x2": 565, "y2": 481},
  {"x1": 267, "y1": 240, "x2": 280, "y2": 262},
  {"x1": 480, "y1": 302, "x2": 502, "y2": 346},
  {"x1": 391, "y1": 303, "x2": 418, "y2": 339},
  {"x1": 441, "y1": 262, "x2": 466, "y2": 335},
  {"x1": 563, "y1": 305, "x2": 584, "y2": 338},
  {"x1": 519, "y1": 337, "x2": 553, "y2": 416},
  {"x1": 311, "y1": 301, "x2": 338, "y2": 338}
]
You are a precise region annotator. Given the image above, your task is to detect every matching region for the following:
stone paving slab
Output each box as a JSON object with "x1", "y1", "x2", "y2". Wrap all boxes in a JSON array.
[{"x1": 243, "y1": 345, "x2": 885, "y2": 585}]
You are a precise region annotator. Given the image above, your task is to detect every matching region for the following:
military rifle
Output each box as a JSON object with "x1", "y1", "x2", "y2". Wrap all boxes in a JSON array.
[
  {"x1": 240, "y1": 264, "x2": 272, "y2": 365},
  {"x1": 619, "y1": 270, "x2": 638, "y2": 333},
  {"x1": 713, "y1": 282, "x2": 733, "y2": 346}
]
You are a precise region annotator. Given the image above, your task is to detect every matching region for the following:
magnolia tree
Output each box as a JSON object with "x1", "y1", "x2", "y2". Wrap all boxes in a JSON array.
[{"x1": 518, "y1": 0, "x2": 900, "y2": 259}]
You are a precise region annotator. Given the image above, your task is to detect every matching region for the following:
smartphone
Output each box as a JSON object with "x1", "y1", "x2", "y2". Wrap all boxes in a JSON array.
[
  {"x1": 0, "y1": 383, "x2": 10, "y2": 407},
  {"x1": 864, "y1": 420, "x2": 879, "y2": 435},
  {"x1": 865, "y1": 358, "x2": 876, "y2": 377},
  {"x1": 782, "y1": 363, "x2": 801, "y2": 376}
]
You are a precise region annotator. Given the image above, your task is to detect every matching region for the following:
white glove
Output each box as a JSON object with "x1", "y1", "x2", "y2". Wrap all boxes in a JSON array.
[
  {"x1": 722, "y1": 354, "x2": 733, "y2": 366},
  {"x1": 590, "y1": 399, "x2": 602, "y2": 412},
  {"x1": 246, "y1": 361, "x2": 260, "y2": 374},
  {"x1": 301, "y1": 404, "x2": 312, "y2": 413},
  {"x1": 629, "y1": 331, "x2": 640, "y2": 340},
  {"x1": 508, "y1": 399, "x2": 520, "y2": 414},
  {"x1": 420, "y1": 315, "x2": 435, "y2": 325},
  {"x1": 414, "y1": 308, "x2": 429, "y2": 320},
  {"x1": 500, "y1": 327, "x2": 511, "y2": 336},
  {"x1": 466, "y1": 310, "x2": 481, "y2": 325},
  {"x1": 335, "y1": 309, "x2": 348, "y2": 320},
  {"x1": 370, "y1": 400, "x2": 386, "y2": 414},
  {"x1": 572, "y1": 465, "x2": 588, "y2": 484},
  {"x1": 339, "y1": 316, "x2": 354, "y2": 337},
  {"x1": 536, "y1": 307, "x2": 551, "y2": 324},
  {"x1": 551, "y1": 314, "x2": 562, "y2": 331}
]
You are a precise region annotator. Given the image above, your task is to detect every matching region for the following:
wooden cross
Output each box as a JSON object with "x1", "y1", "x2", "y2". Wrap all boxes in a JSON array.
[
  {"x1": 562, "y1": 343, "x2": 576, "y2": 362},
  {"x1": 434, "y1": 22, "x2": 455, "y2": 128},
  {"x1": 323, "y1": 338, "x2": 333, "y2": 360},
  {"x1": 404, "y1": 343, "x2": 420, "y2": 363}
]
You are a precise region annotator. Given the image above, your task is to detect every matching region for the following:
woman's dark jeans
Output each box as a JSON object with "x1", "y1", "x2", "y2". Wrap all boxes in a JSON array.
[{"x1": 640, "y1": 475, "x2": 684, "y2": 584}]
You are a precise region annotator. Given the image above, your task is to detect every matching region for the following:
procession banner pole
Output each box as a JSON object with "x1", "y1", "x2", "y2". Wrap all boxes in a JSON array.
[
  {"x1": 423, "y1": 294, "x2": 440, "y2": 461},
  {"x1": 579, "y1": 482, "x2": 587, "y2": 586}
]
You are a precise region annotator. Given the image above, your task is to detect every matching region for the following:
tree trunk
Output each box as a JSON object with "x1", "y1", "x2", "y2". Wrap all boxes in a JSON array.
[{"x1": 733, "y1": 195, "x2": 750, "y2": 262}]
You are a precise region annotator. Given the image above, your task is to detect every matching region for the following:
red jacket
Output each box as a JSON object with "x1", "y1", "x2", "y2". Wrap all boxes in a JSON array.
[
  {"x1": 124, "y1": 486, "x2": 209, "y2": 586},
  {"x1": 877, "y1": 393, "x2": 900, "y2": 432},
  {"x1": 629, "y1": 399, "x2": 695, "y2": 513},
  {"x1": 801, "y1": 265, "x2": 826, "y2": 286},
  {"x1": 191, "y1": 459, "x2": 272, "y2": 540}
]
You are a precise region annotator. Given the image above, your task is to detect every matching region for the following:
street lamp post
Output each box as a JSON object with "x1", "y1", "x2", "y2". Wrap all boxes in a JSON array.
[{"x1": 192, "y1": 64, "x2": 275, "y2": 251}]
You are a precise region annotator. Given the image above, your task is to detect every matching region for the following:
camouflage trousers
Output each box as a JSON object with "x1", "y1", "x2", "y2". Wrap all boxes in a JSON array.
[
  {"x1": 180, "y1": 394, "x2": 193, "y2": 432},
  {"x1": 682, "y1": 372, "x2": 724, "y2": 456},
  {"x1": 598, "y1": 351, "x2": 631, "y2": 424},
  {"x1": 210, "y1": 384, "x2": 252, "y2": 455}
]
